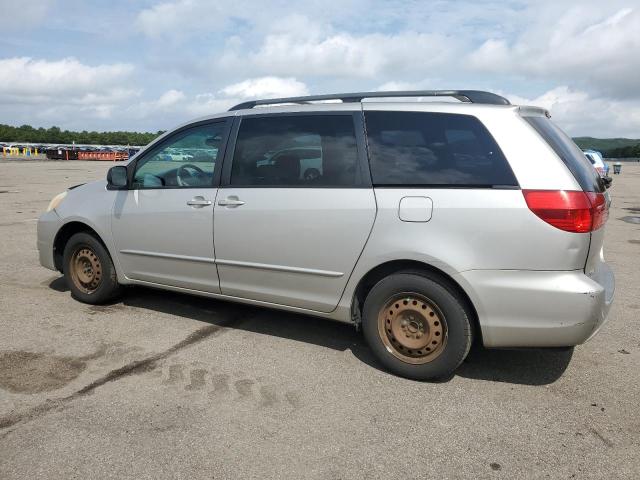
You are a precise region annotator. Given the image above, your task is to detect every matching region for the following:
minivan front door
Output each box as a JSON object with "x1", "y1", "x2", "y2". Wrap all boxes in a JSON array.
[
  {"x1": 112, "y1": 120, "x2": 230, "y2": 293},
  {"x1": 214, "y1": 113, "x2": 376, "y2": 312}
]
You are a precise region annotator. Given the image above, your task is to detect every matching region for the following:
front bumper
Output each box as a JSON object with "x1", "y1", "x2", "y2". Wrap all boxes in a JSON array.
[
  {"x1": 461, "y1": 266, "x2": 615, "y2": 348},
  {"x1": 37, "y1": 210, "x2": 62, "y2": 271}
]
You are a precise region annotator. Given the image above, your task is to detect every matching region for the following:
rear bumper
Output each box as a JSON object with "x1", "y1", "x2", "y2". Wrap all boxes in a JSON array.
[
  {"x1": 460, "y1": 266, "x2": 615, "y2": 348},
  {"x1": 37, "y1": 210, "x2": 62, "y2": 271}
]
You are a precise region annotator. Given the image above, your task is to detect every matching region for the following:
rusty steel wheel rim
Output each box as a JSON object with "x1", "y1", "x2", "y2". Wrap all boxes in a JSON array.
[
  {"x1": 69, "y1": 247, "x2": 102, "y2": 294},
  {"x1": 377, "y1": 293, "x2": 448, "y2": 364}
]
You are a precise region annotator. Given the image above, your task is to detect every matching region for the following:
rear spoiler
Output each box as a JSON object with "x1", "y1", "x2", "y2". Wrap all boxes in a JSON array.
[{"x1": 518, "y1": 105, "x2": 551, "y2": 118}]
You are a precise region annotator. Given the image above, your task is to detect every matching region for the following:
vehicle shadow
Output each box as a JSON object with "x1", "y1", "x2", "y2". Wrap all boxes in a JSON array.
[
  {"x1": 48, "y1": 279, "x2": 573, "y2": 385},
  {"x1": 121, "y1": 285, "x2": 372, "y2": 358},
  {"x1": 456, "y1": 345, "x2": 574, "y2": 386},
  {"x1": 121, "y1": 286, "x2": 575, "y2": 386},
  {"x1": 48, "y1": 276, "x2": 70, "y2": 292}
]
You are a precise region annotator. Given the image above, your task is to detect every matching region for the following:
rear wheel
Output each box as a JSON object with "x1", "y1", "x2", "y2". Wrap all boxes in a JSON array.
[
  {"x1": 362, "y1": 272, "x2": 472, "y2": 380},
  {"x1": 63, "y1": 232, "x2": 121, "y2": 304}
]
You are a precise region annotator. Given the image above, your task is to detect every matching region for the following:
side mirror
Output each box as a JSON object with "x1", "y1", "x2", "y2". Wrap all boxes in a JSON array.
[
  {"x1": 602, "y1": 176, "x2": 612, "y2": 189},
  {"x1": 107, "y1": 166, "x2": 128, "y2": 190}
]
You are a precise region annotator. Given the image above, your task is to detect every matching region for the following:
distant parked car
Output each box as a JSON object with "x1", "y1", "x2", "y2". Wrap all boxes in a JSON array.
[
  {"x1": 258, "y1": 146, "x2": 323, "y2": 182},
  {"x1": 583, "y1": 150, "x2": 609, "y2": 177}
]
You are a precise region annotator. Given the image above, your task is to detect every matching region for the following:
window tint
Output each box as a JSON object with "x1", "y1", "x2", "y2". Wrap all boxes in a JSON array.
[
  {"x1": 523, "y1": 116, "x2": 603, "y2": 192},
  {"x1": 231, "y1": 115, "x2": 360, "y2": 186},
  {"x1": 133, "y1": 122, "x2": 226, "y2": 189},
  {"x1": 364, "y1": 111, "x2": 517, "y2": 187}
]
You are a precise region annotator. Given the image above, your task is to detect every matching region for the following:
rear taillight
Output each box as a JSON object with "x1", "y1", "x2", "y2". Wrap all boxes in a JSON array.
[
  {"x1": 523, "y1": 190, "x2": 608, "y2": 233},
  {"x1": 587, "y1": 191, "x2": 608, "y2": 230}
]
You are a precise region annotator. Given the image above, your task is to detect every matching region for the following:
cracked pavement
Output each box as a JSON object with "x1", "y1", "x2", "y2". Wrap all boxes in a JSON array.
[{"x1": 1, "y1": 160, "x2": 639, "y2": 479}]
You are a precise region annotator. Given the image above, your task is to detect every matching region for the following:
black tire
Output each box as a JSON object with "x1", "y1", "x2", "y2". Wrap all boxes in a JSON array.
[
  {"x1": 62, "y1": 232, "x2": 121, "y2": 304},
  {"x1": 362, "y1": 272, "x2": 472, "y2": 381}
]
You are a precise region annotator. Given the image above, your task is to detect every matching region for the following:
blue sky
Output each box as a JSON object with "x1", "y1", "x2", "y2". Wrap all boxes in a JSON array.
[{"x1": 1, "y1": 0, "x2": 639, "y2": 136}]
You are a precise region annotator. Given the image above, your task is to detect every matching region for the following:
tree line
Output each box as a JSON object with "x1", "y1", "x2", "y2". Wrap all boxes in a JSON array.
[
  {"x1": 0, "y1": 124, "x2": 164, "y2": 146},
  {"x1": 605, "y1": 144, "x2": 640, "y2": 158},
  {"x1": 2, "y1": 122, "x2": 639, "y2": 157}
]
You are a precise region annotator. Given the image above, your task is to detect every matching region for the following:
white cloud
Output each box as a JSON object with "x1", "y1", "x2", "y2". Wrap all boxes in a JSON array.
[
  {"x1": 508, "y1": 86, "x2": 640, "y2": 137},
  {"x1": 376, "y1": 80, "x2": 438, "y2": 92},
  {"x1": 0, "y1": 57, "x2": 135, "y2": 102},
  {"x1": 131, "y1": 89, "x2": 213, "y2": 119},
  {"x1": 0, "y1": 57, "x2": 139, "y2": 128},
  {"x1": 223, "y1": 21, "x2": 457, "y2": 79},
  {"x1": 135, "y1": 0, "x2": 364, "y2": 39},
  {"x1": 469, "y1": 6, "x2": 640, "y2": 99},
  {"x1": 135, "y1": 0, "x2": 230, "y2": 38},
  {"x1": 220, "y1": 76, "x2": 308, "y2": 99},
  {"x1": 183, "y1": 93, "x2": 236, "y2": 117},
  {"x1": 155, "y1": 89, "x2": 186, "y2": 108},
  {"x1": 182, "y1": 77, "x2": 309, "y2": 117},
  {"x1": 3, "y1": 1, "x2": 639, "y2": 137},
  {"x1": 125, "y1": 77, "x2": 310, "y2": 128}
]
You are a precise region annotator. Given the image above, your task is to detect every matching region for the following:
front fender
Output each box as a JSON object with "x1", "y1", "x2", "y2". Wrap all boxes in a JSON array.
[{"x1": 53, "y1": 181, "x2": 126, "y2": 283}]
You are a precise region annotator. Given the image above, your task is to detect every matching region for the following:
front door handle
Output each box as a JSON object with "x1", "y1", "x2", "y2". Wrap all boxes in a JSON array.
[
  {"x1": 218, "y1": 196, "x2": 245, "y2": 207},
  {"x1": 187, "y1": 196, "x2": 212, "y2": 208}
]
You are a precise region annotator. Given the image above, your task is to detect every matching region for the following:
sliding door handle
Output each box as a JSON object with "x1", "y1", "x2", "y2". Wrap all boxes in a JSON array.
[
  {"x1": 187, "y1": 196, "x2": 212, "y2": 208},
  {"x1": 218, "y1": 197, "x2": 245, "y2": 207}
]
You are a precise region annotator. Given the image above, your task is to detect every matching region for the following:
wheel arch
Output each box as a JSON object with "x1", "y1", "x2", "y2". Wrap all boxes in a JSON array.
[
  {"x1": 53, "y1": 221, "x2": 112, "y2": 273},
  {"x1": 351, "y1": 259, "x2": 482, "y2": 344}
]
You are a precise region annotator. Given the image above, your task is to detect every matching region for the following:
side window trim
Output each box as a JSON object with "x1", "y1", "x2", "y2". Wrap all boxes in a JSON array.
[
  {"x1": 220, "y1": 116, "x2": 241, "y2": 188},
  {"x1": 354, "y1": 110, "x2": 373, "y2": 187},
  {"x1": 128, "y1": 118, "x2": 232, "y2": 190},
  {"x1": 220, "y1": 112, "x2": 371, "y2": 188}
]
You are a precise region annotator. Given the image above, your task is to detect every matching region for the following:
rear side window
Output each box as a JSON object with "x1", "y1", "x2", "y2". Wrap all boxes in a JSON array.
[
  {"x1": 523, "y1": 116, "x2": 604, "y2": 192},
  {"x1": 231, "y1": 115, "x2": 361, "y2": 186},
  {"x1": 364, "y1": 111, "x2": 517, "y2": 187}
]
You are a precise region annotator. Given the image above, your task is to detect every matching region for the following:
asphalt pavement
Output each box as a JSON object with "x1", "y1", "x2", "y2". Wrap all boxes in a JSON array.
[{"x1": 0, "y1": 160, "x2": 638, "y2": 479}]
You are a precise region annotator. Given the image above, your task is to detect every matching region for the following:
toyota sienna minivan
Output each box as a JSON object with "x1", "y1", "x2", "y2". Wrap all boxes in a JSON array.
[{"x1": 38, "y1": 90, "x2": 615, "y2": 380}]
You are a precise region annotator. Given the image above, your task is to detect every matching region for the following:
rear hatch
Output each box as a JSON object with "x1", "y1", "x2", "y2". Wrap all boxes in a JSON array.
[{"x1": 521, "y1": 115, "x2": 608, "y2": 274}]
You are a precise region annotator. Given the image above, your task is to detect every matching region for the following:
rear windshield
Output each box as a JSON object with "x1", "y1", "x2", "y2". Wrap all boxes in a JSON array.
[
  {"x1": 523, "y1": 116, "x2": 604, "y2": 192},
  {"x1": 364, "y1": 111, "x2": 518, "y2": 188}
]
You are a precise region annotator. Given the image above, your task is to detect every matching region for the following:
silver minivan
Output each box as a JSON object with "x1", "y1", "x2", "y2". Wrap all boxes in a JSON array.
[{"x1": 37, "y1": 90, "x2": 615, "y2": 380}]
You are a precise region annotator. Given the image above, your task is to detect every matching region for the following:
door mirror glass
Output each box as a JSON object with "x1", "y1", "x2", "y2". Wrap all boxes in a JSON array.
[{"x1": 107, "y1": 166, "x2": 128, "y2": 189}]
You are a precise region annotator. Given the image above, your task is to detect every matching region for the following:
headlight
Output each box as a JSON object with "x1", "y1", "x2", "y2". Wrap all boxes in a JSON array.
[{"x1": 46, "y1": 191, "x2": 67, "y2": 212}]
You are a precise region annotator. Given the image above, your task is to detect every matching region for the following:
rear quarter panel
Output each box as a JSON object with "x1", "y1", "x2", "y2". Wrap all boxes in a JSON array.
[{"x1": 355, "y1": 188, "x2": 590, "y2": 274}]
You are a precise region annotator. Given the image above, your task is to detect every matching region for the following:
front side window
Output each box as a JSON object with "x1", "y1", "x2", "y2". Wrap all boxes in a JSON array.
[
  {"x1": 230, "y1": 115, "x2": 360, "y2": 186},
  {"x1": 133, "y1": 122, "x2": 226, "y2": 189},
  {"x1": 365, "y1": 111, "x2": 517, "y2": 187}
]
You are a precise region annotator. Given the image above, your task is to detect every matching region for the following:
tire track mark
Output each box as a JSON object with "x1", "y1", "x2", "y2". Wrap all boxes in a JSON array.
[{"x1": 0, "y1": 320, "x2": 239, "y2": 431}]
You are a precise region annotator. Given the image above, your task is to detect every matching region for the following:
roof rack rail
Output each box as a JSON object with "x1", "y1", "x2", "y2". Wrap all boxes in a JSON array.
[{"x1": 228, "y1": 90, "x2": 510, "y2": 111}]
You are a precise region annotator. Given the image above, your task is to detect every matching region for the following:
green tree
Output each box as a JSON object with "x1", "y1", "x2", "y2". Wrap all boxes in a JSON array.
[{"x1": 0, "y1": 123, "x2": 163, "y2": 146}]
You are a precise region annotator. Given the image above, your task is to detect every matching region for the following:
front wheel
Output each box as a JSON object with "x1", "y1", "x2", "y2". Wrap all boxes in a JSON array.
[
  {"x1": 63, "y1": 232, "x2": 121, "y2": 304},
  {"x1": 362, "y1": 273, "x2": 472, "y2": 381}
]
